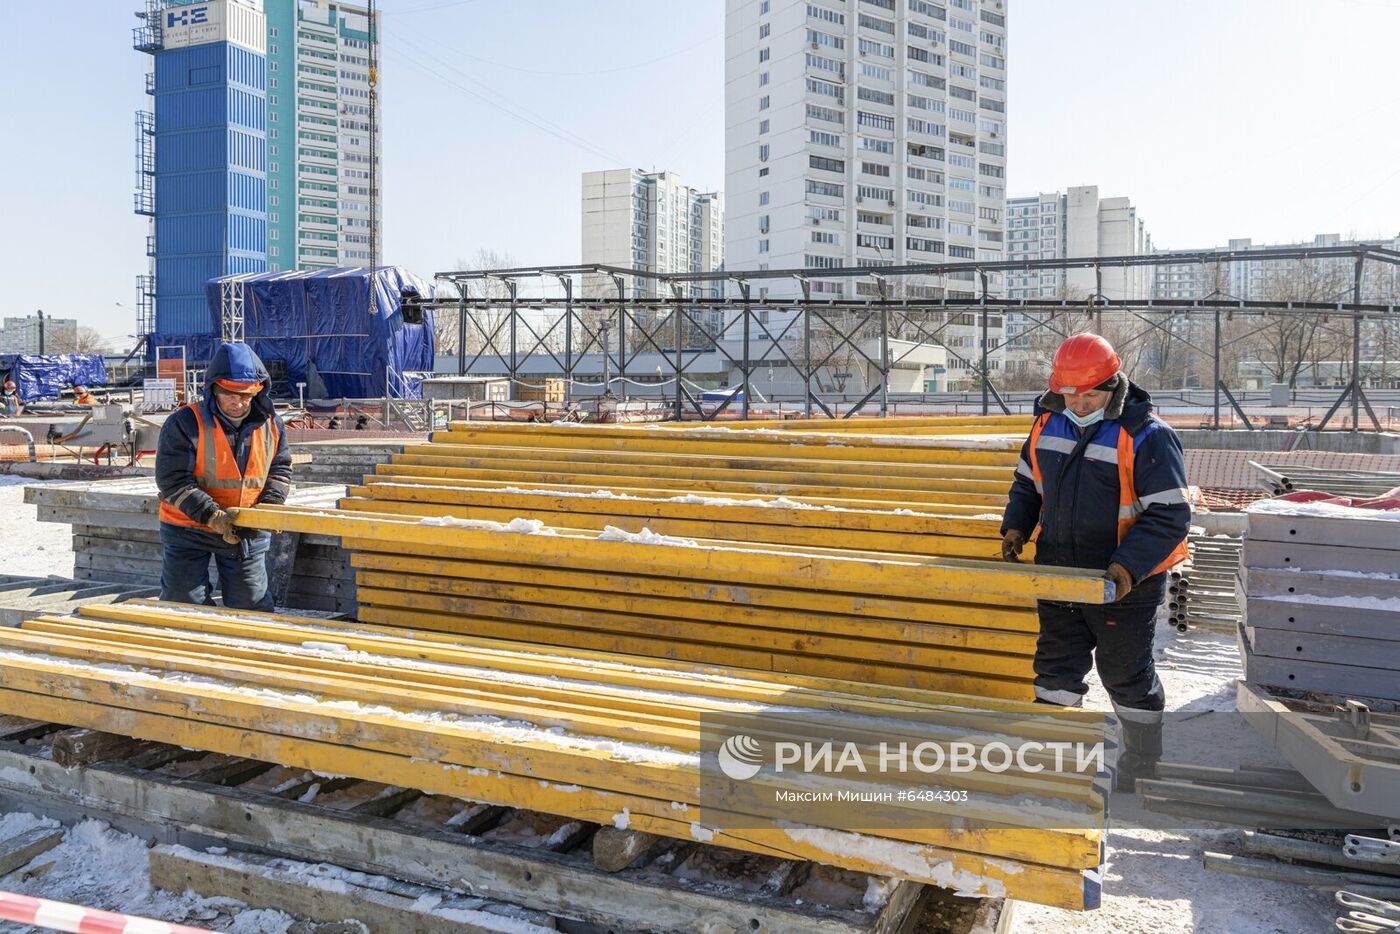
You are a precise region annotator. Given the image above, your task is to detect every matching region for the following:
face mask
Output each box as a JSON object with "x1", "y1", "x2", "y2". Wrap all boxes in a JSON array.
[{"x1": 1065, "y1": 408, "x2": 1105, "y2": 429}]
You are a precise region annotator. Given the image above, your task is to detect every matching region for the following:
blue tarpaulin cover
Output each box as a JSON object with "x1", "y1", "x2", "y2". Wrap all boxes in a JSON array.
[
  {"x1": 0, "y1": 354, "x2": 108, "y2": 402},
  {"x1": 151, "y1": 266, "x2": 436, "y2": 399}
]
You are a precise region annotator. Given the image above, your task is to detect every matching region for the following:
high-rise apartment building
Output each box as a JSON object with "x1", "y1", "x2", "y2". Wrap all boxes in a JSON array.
[
  {"x1": 1005, "y1": 186, "x2": 1153, "y2": 301},
  {"x1": 262, "y1": 0, "x2": 380, "y2": 272},
  {"x1": 135, "y1": 0, "x2": 268, "y2": 337},
  {"x1": 1153, "y1": 234, "x2": 1400, "y2": 303},
  {"x1": 0, "y1": 316, "x2": 80, "y2": 355},
  {"x1": 724, "y1": 0, "x2": 1009, "y2": 385},
  {"x1": 581, "y1": 169, "x2": 724, "y2": 298}
]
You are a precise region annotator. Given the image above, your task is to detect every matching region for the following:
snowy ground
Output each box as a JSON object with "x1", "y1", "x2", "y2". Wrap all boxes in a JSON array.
[
  {"x1": 0, "y1": 478, "x2": 77, "y2": 579},
  {"x1": 0, "y1": 477, "x2": 1339, "y2": 931},
  {"x1": 0, "y1": 812, "x2": 295, "y2": 933}
]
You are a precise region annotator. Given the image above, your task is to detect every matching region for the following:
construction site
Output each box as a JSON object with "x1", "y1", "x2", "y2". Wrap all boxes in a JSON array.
[
  {"x1": 0, "y1": 245, "x2": 1397, "y2": 933},
  {"x1": 4, "y1": 0, "x2": 1400, "y2": 928}
]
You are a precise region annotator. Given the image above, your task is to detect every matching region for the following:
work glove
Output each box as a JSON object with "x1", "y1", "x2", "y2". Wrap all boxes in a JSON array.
[
  {"x1": 207, "y1": 509, "x2": 241, "y2": 546},
  {"x1": 1104, "y1": 562, "x2": 1134, "y2": 603},
  {"x1": 1000, "y1": 529, "x2": 1027, "y2": 563}
]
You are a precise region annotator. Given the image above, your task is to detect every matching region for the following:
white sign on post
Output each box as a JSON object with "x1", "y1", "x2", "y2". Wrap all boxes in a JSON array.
[{"x1": 143, "y1": 379, "x2": 177, "y2": 410}]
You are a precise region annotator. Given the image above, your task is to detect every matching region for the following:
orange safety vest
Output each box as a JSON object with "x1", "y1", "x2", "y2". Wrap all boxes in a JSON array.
[
  {"x1": 1027, "y1": 412, "x2": 1189, "y2": 578},
  {"x1": 75, "y1": 391, "x2": 97, "y2": 405},
  {"x1": 158, "y1": 403, "x2": 279, "y2": 530}
]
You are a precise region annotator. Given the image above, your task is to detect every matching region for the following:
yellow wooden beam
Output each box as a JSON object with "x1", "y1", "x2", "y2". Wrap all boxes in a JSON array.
[
  {"x1": 10, "y1": 621, "x2": 1098, "y2": 800},
  {"x1": 345, "y1": 548, "x2": 1039, "y2": 632},
  {"x1": 366, "y1": 464, "x2": 1008, "y2": 508},
  {"x1": 646, "y1": 415, "x2": 1033, "y2": 432},
  {"x1": 350, "y1": 583, "x2": 1035, "y2": 678},
  {"x1": 349, "y1": 568, "x2": 1036, "y2": 653},
  {"x1": 338, "y1": 494, "x2": 1015, "y2": 560},
  {"x1": 352, "y1": 480, "x2": 1015, "y2": 539},
  {"x1": 76, "y1": 602, "x2": 1059, "y2": 719},
  {"x1": 0, "y1": 648, "x2": 1100, "y2": 861},
  {"x1": 395, "y1": 442, "x2": 1019, "y2": 482},
  {"x1": 0, "y1": 685, "x2": 1097, "y2": 908},
  {"x1": 20, "y1": 614, "x2": 1095, "y2": 752},
  {"x1": 348, "y1": 473, "x2": 1000, "y2": 515},
  {"x1": 385, "y1": 452, "x2": 1013, "y2": 496},
  {"x1": 236, "y1": 506, "x2": 1110, "y2": 605},
  {"x1": 428, "y1": 428, "x2": 1021, "y2": 466}
]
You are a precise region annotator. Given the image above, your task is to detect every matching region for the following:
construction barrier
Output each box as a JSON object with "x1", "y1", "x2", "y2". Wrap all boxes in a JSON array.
[{"x1": 0, "y1": 889, "x2": 214, "y2": 934}]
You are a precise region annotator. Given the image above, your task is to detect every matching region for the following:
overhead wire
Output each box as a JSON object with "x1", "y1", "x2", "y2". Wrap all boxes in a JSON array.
[{"x1": 382, "y1": 29, "x2": 630, "y2": 165}]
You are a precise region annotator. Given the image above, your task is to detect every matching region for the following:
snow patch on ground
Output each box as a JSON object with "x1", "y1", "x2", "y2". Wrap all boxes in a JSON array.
[
  {"x1": 0, "y1": 480, "x2": 76, "y2": 579},
  {"x1": 0, "y1": 817, "x2": 296, "y2": 933}
]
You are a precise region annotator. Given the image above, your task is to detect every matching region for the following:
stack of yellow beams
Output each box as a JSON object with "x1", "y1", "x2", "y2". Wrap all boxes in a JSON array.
[
  {"x1": 234, "y1": 505, "x2": 1109, "y2": 700},
  {"x1": 370, "y1": 418, "x2": 1030, "y2": 513},
  {"x1": 0, "y1": 601, "x2": 1107, "y2": 910}
]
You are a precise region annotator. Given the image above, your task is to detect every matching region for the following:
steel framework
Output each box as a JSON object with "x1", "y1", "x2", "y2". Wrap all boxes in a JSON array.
[{"x1": 420, "y1": 245, "x2": 1400, "y2": 430}]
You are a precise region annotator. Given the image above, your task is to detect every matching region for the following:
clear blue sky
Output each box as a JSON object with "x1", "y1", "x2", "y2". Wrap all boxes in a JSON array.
[{"x1": 3, "y1": 0, "x2": 1399, "y2": 342}]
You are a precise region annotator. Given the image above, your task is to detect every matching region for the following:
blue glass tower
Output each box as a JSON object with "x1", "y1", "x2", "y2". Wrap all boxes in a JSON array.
[{"x1": 137, "y1": 0, "x2": 268, "y2": 337}]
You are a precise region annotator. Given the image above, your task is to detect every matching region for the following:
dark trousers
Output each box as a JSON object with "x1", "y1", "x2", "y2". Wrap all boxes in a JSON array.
[
  {"x1": 160, "y1": 522, "x2": 274, "y2": 612},
  {"x1": 1032, "y1": 572, "x2": 1166, "y2": 712}
]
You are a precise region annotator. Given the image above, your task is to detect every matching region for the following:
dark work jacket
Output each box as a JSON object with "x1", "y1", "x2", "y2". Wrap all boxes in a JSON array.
[
  {"x1": 155, "y1": 342, "x2": 293, "y2": 526},
  {"x1": 1000, "y1": 379, "x2": 1191, "y2": 583}
]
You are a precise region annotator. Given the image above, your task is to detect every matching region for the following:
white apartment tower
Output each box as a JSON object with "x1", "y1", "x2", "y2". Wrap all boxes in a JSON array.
[
  {"x1": 264, "y1": 0, "x2": 380, "y2": 271},
  {"x1": 724, "y1": 0, "x2": 1009, "y2": 384},
  {"x1": 1006, "y1": 186, "x2": 1152, "y2": 301},
  {"x1": 581, "y1": 169, "x2": 724, "y2": 298}
]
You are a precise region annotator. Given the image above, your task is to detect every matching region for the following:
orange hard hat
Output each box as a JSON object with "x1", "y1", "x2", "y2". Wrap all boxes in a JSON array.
[
  {"x1": 1049, "y1": 334, "x2": 1121, "y2": 395},
  {"x1": 214, "y1": 378, "x2": 263, "y2": 396}
]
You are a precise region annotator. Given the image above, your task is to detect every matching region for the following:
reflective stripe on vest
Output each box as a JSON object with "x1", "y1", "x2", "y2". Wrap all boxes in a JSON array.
[
  {"x1": 158, "y1": 403, "x2": 278, "y2": 530},
  {"x1": 1028, "y1": 411, "x2": 1188, "y2": 577}
]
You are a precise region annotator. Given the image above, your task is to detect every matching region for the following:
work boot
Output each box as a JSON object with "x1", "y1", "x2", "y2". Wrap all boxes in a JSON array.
[{"x1": 1114, "y1": 711, "x2": 1163, "y2": 793}]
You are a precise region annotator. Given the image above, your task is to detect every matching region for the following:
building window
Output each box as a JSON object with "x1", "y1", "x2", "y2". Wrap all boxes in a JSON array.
[
  {"x1": 758, "y1": 239, "x2": 770, "y2": 253},
  {"x1": 761, "y1": 0, "x2": 770, "y2": 11},
  {"x1": 758, "y1": 167, "x2": 769, "y2": 177},
  {"x1": 759, "y1": 47, "x2": 769, "y2": 62},
  {"x1": 759, "y1": 119, "x2": 769, "y2": 134},
  {"x1": 759, "y1": 191, "x2": 769, "y2": 205},
  {"x1": 759, "y1": 23, "x2": 770, "y2": 38},
  {"x1": 759, "y1": 71, "x2": 769, "y2": 87}
]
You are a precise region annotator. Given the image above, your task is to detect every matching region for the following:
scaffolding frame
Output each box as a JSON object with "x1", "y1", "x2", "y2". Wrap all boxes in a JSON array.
[{"x1": 423, "y1": 246, "x2": 1400, "y2": 430}]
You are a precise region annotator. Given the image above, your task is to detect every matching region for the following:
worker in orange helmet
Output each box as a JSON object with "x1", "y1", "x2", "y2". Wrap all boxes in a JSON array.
[
  {"x1": 999, "y1": 333, "x2": 1190, "y2": 793},
  {"x1": 72, "y1": 385, "x2": 98, "y2": 405},
  {"x1": 1, "y1": 379, "x2": 21, "y2": 416}
]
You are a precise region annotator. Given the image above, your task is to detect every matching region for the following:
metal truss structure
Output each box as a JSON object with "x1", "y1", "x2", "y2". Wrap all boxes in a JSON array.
[{"x1": 420, "y1": 244, "x2": 1400, "y2": 430}]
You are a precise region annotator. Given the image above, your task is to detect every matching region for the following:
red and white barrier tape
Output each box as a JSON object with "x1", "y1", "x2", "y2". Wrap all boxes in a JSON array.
[{"x1": 0, "y1": 891, "x2": 215, "y2": 934}]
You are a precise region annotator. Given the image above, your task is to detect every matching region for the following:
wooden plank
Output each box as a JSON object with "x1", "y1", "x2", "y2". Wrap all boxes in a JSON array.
[
  {"x1": 368, "y1": 464, "x2": 1007, "y2": 509},
  {"x1": 348, "y1": 549, "x2": 1037, "y2": 633},
  {"x1": 147, "y1": 845, "x2": 542, "y2": 934},
  {"x1": 238, "y1": 506, "x2": 1113, "y2": 606},
  {"x1": 352, "y1": 570, "x2": 1037, "y2": 653},
  {"x1": 52, "y1": 728, "x2": 161, "y2": 768},
  {"x1": 0, "y1": 827, "x2": 64, "y2": 876}
]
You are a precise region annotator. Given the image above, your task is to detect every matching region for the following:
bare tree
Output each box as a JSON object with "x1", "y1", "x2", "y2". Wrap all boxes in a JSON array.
[
  {"x1": 437, "y1": 249, "x2": 517, "y2": 356},
  {"x1": 47, "y1": 326, "x2": 109, "y2": 354},
  {"x1": 1241, "y1": 258, "x2": 1352, "y2": 387}
]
